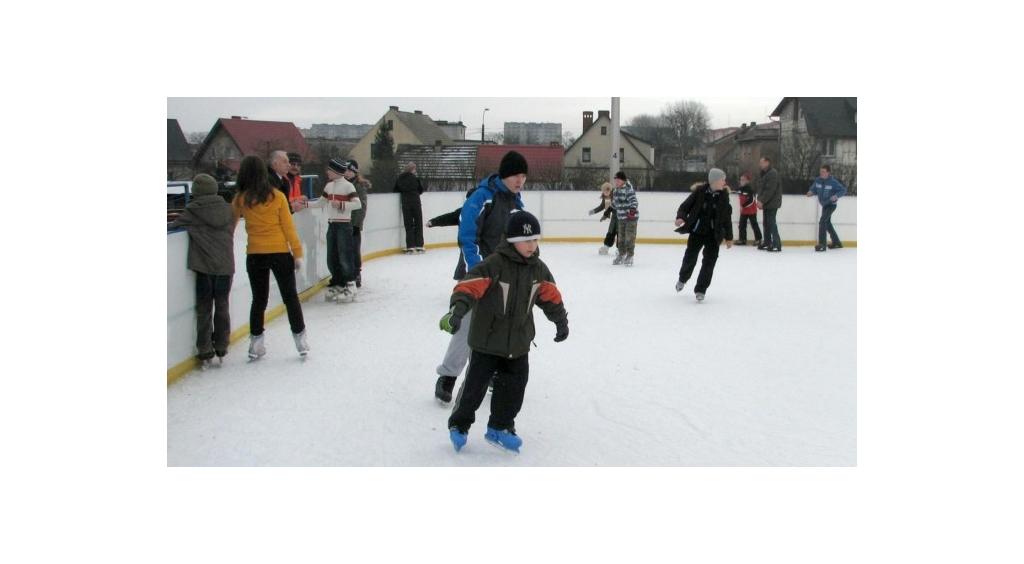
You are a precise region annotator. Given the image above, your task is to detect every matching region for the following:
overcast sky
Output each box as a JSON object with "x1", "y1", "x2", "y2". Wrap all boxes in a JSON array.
[{"x1": 167, "y1": 97, "x2": 782, "y2": 138}]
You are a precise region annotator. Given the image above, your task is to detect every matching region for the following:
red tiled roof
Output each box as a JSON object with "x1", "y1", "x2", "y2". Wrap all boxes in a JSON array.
[
  {"x1": 216, "y1": 117, "x2": 317, "y2": 164},
  {"x1": 475, "y1": 145, "x2": 563, "y2": 182}
]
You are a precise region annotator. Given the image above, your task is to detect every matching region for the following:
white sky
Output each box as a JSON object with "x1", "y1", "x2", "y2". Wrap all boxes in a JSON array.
[{"x1": 167, "y1": 96, "x2": 782, "y2": 137}]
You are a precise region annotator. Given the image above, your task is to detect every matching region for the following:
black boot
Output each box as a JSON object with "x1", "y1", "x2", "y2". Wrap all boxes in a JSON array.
[{"x1": 435, "y1": 376, "x2": 456, "y2": 403}]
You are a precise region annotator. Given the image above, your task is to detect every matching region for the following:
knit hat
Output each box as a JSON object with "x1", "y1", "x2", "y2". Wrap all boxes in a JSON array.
[
  {"x1": 600, "y1": 182, "x2": 612, "y2": 192},
  {"x1": 740, "y1": 172, "x2": 752, "y2": 182},
  {"x1": 505, "y1": 210, "x2": 541, "y2": 243},
  {"x1": 614, "y1": 171, "x2": 627, "y2": 181},
  {"x1": 287, "y1": 152, "x2": 302, "y2": 164},
  {"x1": 498, "y1": 150, "x2": 528, "y2": 179},
  {"x1": 328, "y1": 158, "x2": 347, "y2": 175},
  {"x1": 192, "y1": 173, "x2": 218, "y2": 197},
  {"x1": 708, "y1": 168, "x2": 726, "y2": 184}
]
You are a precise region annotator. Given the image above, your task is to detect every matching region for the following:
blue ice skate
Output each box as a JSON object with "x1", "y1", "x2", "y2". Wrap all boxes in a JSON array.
[
  {"x1": 484, "y1": 427, "x2": 522, "y2": 454},
  {"x1": 449, "y1": 427, "x2": 468, "y2": 453}
]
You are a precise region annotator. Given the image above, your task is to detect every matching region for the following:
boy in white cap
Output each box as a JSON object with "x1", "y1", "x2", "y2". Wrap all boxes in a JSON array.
[
  {"x1": 439, "y1": 210, "x2": 569, "y2": 454},
  {"x1": 673, "y1": 168, "x2": 734, "y2": 302},
  {"x1": 297, "y1": 158, "x2": 362, "y2": 301}
]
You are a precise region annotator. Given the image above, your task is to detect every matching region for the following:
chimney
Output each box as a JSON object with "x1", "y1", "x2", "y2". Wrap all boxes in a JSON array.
[
  {"x1": 550, "y1": 141, "x2": 561, "y2": 148},
  {"x1": 583, "y1": 111, "x2": 594, "y2": 133},
  {"x1": 415, "y1": 110, "x2": 422, "y2": 115},
  {"x1": 390, "y1": 106, "x2": 399, "y2": 111},
  {"x1": 750, "y1": 121, "x2": 756, "y2": 126},
  {"x1": 231, "y1": 116, "x2": 241, "y2": 120},
  {"x1": 598, "y1": 110, "x2": 610, "y2": 120}
]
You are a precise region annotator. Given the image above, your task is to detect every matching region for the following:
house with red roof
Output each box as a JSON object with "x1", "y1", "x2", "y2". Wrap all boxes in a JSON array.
[
  {"x1": 476, "y1": 144, "x2": 564, "y2": 188},
  {"x1": 191, "y1": 116, "x2": 316, "y2": 175}
]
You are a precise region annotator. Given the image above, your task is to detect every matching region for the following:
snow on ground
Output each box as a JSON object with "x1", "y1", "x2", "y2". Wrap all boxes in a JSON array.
[{"x1": 167, "y1": 242, "x2": 856, "y2": 467}]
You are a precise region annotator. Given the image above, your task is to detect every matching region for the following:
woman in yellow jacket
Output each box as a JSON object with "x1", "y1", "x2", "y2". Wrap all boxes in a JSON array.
[{"x1": 232, "y1": 155, "x2": 309, "y2": 359}]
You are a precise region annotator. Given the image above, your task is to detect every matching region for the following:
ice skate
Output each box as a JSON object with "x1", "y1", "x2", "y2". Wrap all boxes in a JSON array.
[
  {"x1": 695, "y1": 292, "x2": 705, "y2": 303},
  {"x1": 248, "y1": 334, "x2": 266, "y2": 360},
  {"x1": 599, "y1": 245, "x2": 609, "y2": 255},
  {"x1": 484, "y1": 427, "x2": 522, "y2": 454},
  {"x1": 293, "y1": 330, "x2": 310, "y2": 356},
  {"x1": 450, "y1": 427, "x2": 468, "y2": 453},
  {"x1": 435, "y1": 375, "x2": 456, "y2": 404},
  {"x1": 612, "y1": 254, "x2": 623, "y2": 265},
  {"x1": 828, "y1": 242, "x2": 843, "y2": 249},
  {"x1": 324, "y1": 285, "x2": 342, "y2": 301},
  {"x1": 199, "y1": 358, "x2": 212, "y2": 371},
  {"x1": 675, "y1": 280, "x2": 686, "y2": 293},
  {"x1": 415, "y1": 247, "x2": 426, "y2": 254},
  {"x1": 815, "y1": 245, "x2": 826, "y2": 252},
  {"x1": 624, "y1": 254, "x2": 634, "y2": 267}
]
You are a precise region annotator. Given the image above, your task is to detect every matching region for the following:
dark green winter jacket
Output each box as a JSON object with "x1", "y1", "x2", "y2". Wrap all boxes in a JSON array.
[{"x1": 450, "y1": 241, "x2": 567, "y2": 359}]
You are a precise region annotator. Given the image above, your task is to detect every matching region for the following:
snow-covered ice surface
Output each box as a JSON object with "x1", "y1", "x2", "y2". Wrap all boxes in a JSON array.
[{"x1": 168, "y1": 242, "x2": 856, "y2": 467}]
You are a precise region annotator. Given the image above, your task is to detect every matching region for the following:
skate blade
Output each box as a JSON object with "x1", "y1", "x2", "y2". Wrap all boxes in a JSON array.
[{"x1": 484, "y1": 439, "x2": 520, "y2": 455}]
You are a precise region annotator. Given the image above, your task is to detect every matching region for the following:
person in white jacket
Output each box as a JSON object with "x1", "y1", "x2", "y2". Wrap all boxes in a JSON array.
[{"x1": 298, "y1": 157, "x2": 362, "y2": 301}]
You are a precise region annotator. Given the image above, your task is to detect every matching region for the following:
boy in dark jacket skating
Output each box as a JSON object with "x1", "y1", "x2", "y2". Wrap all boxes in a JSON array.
[
  {"x1": 673, "y1": 168, "x2": 734, "y2": 302},
  {"x1": 439, "y1": 210, "x2": 569, "y2": 454}
]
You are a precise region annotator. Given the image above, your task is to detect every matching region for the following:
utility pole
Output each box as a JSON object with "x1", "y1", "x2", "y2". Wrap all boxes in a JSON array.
[
  {"x1": 610, "y1": 97, "x2": 621, "y2": 184},
  {"x1": 481, "y1": 108, "x2": 489, "y2": 142}
]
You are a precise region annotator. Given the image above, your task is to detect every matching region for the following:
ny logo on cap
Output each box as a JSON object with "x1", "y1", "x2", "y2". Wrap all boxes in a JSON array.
[{"x1": 523, "y1": 223, "x2": 533, "y2": 235}]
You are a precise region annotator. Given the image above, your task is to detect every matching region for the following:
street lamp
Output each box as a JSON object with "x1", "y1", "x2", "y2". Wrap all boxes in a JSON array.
[{"x1": 482, "y1": 108, "x2": 489, "y2": 142}]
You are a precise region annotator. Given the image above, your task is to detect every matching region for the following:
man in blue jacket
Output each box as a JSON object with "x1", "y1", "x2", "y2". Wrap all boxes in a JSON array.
[
  {"x1": 807, "y1": 165, "x2": 847, "y2": 251},
  {"x1": 433, "y1": 150, "x2": 528, "y2": 404}
]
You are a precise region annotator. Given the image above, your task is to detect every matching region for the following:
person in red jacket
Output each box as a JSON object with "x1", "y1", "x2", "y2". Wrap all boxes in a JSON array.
[{"x1": 735, "y1": 173, "x2": 762, "y2": 246}]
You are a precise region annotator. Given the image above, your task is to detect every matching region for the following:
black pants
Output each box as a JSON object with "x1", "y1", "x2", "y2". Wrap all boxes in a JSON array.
[
  {"x1": 738, "y1": 213, "x2": 762, "y2": 241},
  {"x1": 246, "y1": 253, "x2": 305, "y2": 335},
  {"x1": 818, "y1": 204, "x2": 841, "y2": 246},
  {"x1": 603, "y1": 215, "x2": 618, "y2": 247},
  {"x1": 678, "y1": 232, "x2": 721, "y2": 294},
  {"x1": 763, "y1": 208, "x2": 781, "y2": 248},
  {"x1": 449, "y1": 350, "x2": 529, "y2": 433},
  {"x1": 401, "y1": 198, "x2": 424, "y2": 249},
  {"x1": 353, "y1": 226, "x2": 362, "y2": 282},
  {"x1": 195, "y1": 272, "x2": 232, "y2": 359}
]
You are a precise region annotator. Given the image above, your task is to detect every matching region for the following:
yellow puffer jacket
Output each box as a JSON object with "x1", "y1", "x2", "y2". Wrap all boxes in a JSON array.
[{"x1": 233, "y1": 190, "x2": 303, "y2": 258}]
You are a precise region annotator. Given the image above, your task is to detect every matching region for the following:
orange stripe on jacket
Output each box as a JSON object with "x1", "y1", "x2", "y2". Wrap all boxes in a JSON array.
[{"x1": 452, "y1": 278, "x2": 492, "y2": 300}]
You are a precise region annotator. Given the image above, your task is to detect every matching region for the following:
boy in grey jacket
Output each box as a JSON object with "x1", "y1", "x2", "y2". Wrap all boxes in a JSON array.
[{"x1": 168, "y1": 174, "x2": 236, "y2": 368}]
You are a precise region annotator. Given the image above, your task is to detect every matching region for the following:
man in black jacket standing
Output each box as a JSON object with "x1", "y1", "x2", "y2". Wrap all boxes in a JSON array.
[
  {"x1": 674, "y1": 168, "x2": 734, "y2": 302},
  {"x1": 394, "y1": 162, "x2": 425, "y2": 253}
]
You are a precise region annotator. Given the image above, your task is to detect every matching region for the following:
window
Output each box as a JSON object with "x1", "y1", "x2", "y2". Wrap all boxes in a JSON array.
[
  {"x1": 619, "y1": 150, "x2": 624, "y2": 164},
  {"x1": 582, "y1": 148, "x2": 591, "y2": 163},
  {"x1": 821, "y1": 138, "x2": 836, "y2": 157},
  {"x1": 601, "y1": 126, "x2": 607, "y2": 135}
]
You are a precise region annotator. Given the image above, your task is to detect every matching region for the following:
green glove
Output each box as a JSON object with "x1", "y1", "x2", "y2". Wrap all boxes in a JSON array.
[{"x1": 440, "y1": 306, "x2": 462, "y2": 334}]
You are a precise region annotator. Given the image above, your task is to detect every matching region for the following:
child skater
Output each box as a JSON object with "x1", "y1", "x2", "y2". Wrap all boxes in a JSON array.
[
  {"x1": 439, "y1": 210, "x2": 569, "y2": 454},
  {"x1": 168, "y1": 173, "x2": 235, "y2": 369},
  {"x1": 735, "y1": 172, "x2": 762, "y2": 245},
  {"x1": 588, "y1": 181, "x2": 617, "y2": 254},
  {"x1": 673, "y1": 168, "x2": 734, "y2": 302}
]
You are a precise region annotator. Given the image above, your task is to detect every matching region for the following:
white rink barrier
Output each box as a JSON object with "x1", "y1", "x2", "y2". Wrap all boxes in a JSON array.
[{"x1": 168, "y1": 191, "x2": 856, "y2": 382}]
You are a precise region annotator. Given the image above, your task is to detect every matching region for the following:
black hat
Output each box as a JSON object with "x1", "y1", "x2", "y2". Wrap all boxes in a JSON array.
[
  {"x1": 328, "y1": 157, "x2": 347, "y2": 174},
  {"x1": 499, "y1": 150, "x2": 528, "y2": 179},
  {"x1": 614, "y1": 171, "x2": 627, "y2": 181},
  {"x1": 287, "y1": 152, "x2": 302, "y2": 164},
  {"x1": 345, "y1": 159, "x2": 359, "y2": 173},
  {"x1": 505, "y1": 210, "x2": 541, "y2": 243}
]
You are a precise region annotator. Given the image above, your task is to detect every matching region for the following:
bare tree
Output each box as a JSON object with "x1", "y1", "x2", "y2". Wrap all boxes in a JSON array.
[
  {"x1": 562, "y1": 131, "x2": 577, "y2": 149},
  {"x1": 625, "y1": 113, "x2": 673, "y2": 168},
  {"x1": 661, "y1": 100, "x2": 710, "y2": 165}
]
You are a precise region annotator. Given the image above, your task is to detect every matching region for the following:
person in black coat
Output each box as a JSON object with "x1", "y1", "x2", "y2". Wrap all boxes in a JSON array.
[
  {"x1": 394, "y1": 162, "x2": 426, "y2": 252},
  {"x1": 673, "y1": 168, "x2": 734, "y2": 302}
]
